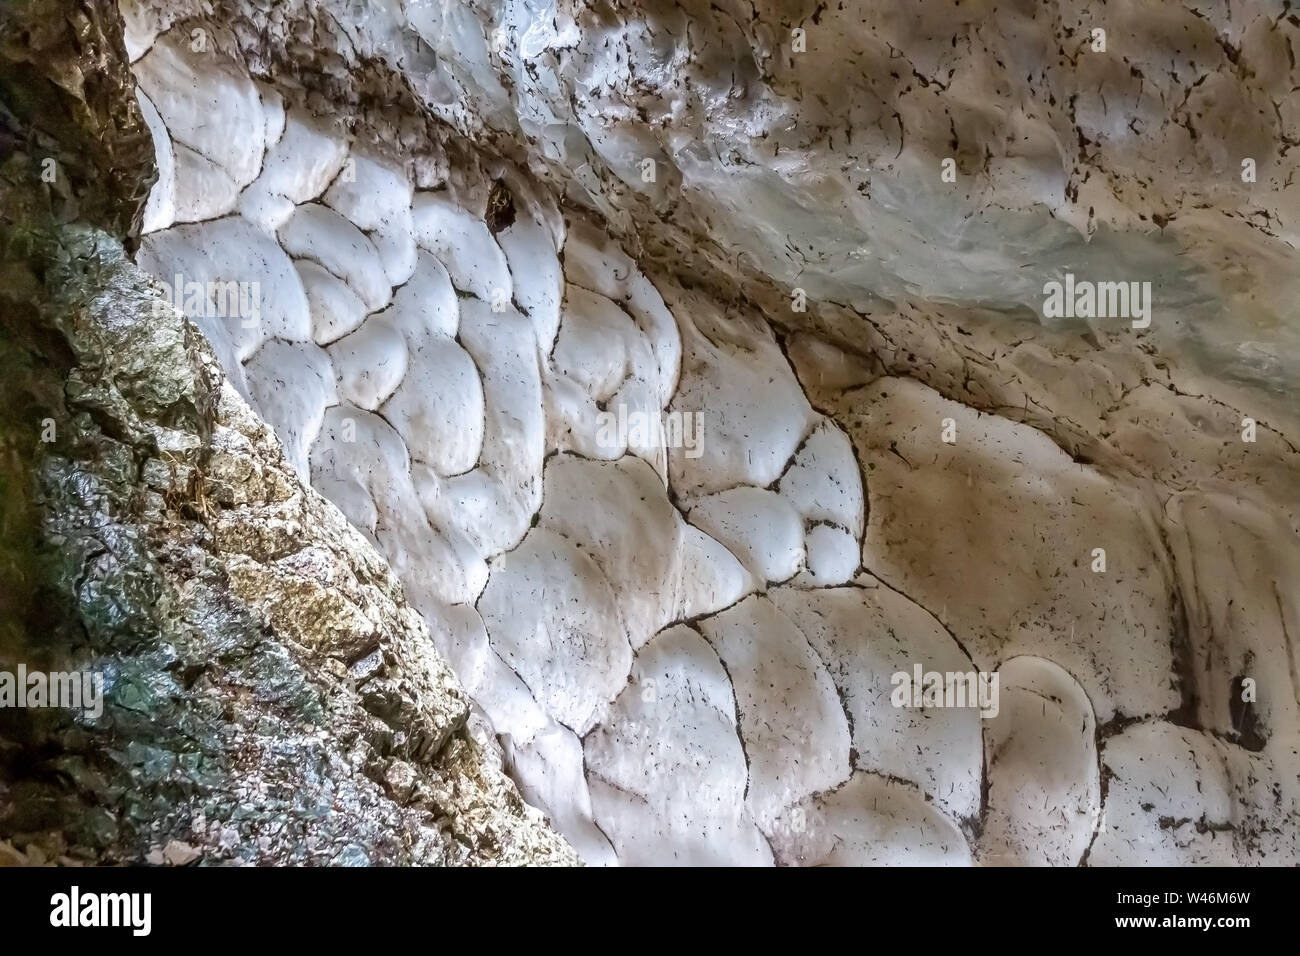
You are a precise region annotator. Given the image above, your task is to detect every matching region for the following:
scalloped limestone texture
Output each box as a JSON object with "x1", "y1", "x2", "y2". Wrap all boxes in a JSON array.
[{"x1": 123, "y1": 3, "x2": 1300, "y2": 866}]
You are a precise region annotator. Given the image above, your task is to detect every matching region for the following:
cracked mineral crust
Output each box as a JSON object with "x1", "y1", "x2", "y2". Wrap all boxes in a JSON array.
[{"x1": 1, "y1": 0, "x2": 1298, "y2": 866}]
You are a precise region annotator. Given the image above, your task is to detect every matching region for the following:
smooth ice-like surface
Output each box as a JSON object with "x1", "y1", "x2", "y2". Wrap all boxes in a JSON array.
[
  {"x1": 828, "y1": 376, "x2": 1178, "y2": 723},
  {"x1": 135, "y1": 89, "x2": 174, "y2": 234},
  {"x1": 1165, "y1": 492, "x2": 1300, "y2": 746},
  {"x1": 244, "y1": 340, "x2": 337, "y2": 479},
  {"x1": 795, "y1": 524, "x2": 860, "y2": 588},
  {"x1": 685, "y1": 487, "x2": 804, "y2": 584},
  {"x1": 324, "y1": 151, "x2": 416, "y2": 285},
  {"x1": 311, "y1": 407, "x2": 486, "y2": 608},
  {"x1": 126, "y1": 6, "x2": 1300, "y2": 865},
  {"x1": 382, "y1": 336, "x2": 483, "y2": 476},
  {"x1": 776, "y1": 421, "x2": 865, "y2": 536},
  {"x1": 299, "y1": 261, "x2": 371, "y2": 346},
  {"x1": 388, "y1": 252, "x2": 460, "y2": 338},
  {"x1": 478, "y1": 527, "x2": 630, "y2": 734},
  {"x1": 138, "y1": 216, "x2": 312, "y2": 360},
  {"x1": 562, "y1": 221, "x2": 681, "y2": 407},
  {"x1": 510, "y1": 723, "x2": 617, "y2": 866},
  {"x1": 978, "y1": 657, "x2": 1100, "y2": 866},
  {"x1": 133, "y1": 34, "x2": 264, "y2": 222},
  {"x1": 326, "y1": 317, "x2": 408, "y2": 411},
  {"x1": 770, "y1": 580, "x2": 983, "y2": 822},
  {"x1": 431, "y1": 300, "x2": 542, "y2": 556},
  {"x1": 497, "y1": 190, "x2": 563, "y2": 350},
  {"x1": 666, "y1": 283, "x2": 818, "y2": 496},
  {"x1": 700, "y1": 595, "x2": 852, "y2": 830},
  {"x1": 768, "y1": 773, "x2": 974, "y2": 867},
  {"x1": 585, "y1": 625, "x2": 771, "y2": 866},
  {"x1": 279, "y1": 203, "x2": 393, "y2": 313},
  {"x1": 240, "y1": 111, "x2": 350, "y2": 232},
  {"x1": 411, "y1": 192, "x2": 512, "y2": 301}
]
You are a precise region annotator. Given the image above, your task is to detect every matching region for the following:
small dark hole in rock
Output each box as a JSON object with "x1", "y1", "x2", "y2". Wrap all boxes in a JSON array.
[{"x1": 486, "y1": 179, "x2": 516, "y2": 234}]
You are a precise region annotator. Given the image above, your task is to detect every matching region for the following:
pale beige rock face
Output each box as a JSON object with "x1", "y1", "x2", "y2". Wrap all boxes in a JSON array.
[
  {"x1": 119, "y1": 0, "x2": 1300, "y2": 865},
  {"x1": 824, "y1": 375, "x2": 1180, "y2": 724}
]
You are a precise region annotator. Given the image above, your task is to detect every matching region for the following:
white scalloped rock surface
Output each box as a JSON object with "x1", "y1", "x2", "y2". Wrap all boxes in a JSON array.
[{"x1": 123, "y1": 1, "x2": 1300, "y2": 866}]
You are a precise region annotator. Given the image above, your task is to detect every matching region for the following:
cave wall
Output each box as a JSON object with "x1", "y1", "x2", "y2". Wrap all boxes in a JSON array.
[
  {"x1": 114, "y1": 0, "x2": 1300, "y2": 864},
  {"x1": 0, "y1": 0, "x2": 575, "y2": 866},
  {"x1": 0, "y1": 0, "x2": 1297, "y2": 866}
]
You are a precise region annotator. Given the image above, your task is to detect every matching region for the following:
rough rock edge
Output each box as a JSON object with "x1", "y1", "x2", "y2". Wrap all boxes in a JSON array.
[{"x1": 0, "y1": 0, "x2": 576, "y2": 867}]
